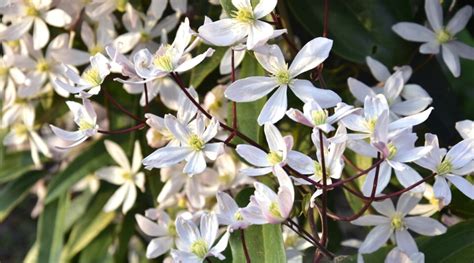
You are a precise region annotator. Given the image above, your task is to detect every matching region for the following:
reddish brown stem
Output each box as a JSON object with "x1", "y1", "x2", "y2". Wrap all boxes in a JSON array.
[
  {"x1": 240, "y1": 229, "x2": 251, "y2": 263},
  {"x1": 98, "y1": 122, "x2": 146, "y2": 134}
]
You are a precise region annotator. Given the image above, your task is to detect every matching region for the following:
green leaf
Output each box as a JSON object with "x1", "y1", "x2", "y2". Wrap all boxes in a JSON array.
[
  {"x1": 37, "y1": 193, "x2": 69, "y2": 263},
  {"x1": 287, "y1": 0, "x2": 414, "y2": 65},
  {"x1": 190, "y1": 46, "x2": 226, "y2": 88},
  {"x1": 0, "y1": 151, "x2": 37, "y2": 183},
  {"x1": 227, "y1": 53, "x2": 267, "y2": 144},
  {"x1": 79, "y1": 226, "x2": 114, "y2": 263},
  {"x1": 45, "y1": 137, "x2": 128, "y2": 204},
  {"x1": 64, "y1": 189, "x2": 95, "y2": 231},
  {"x1": 219, "y1": 0, "x2": 234, "y2": 16},
  {"x1": 342, "y1": 152, "x2": 372, "y2": 213},
  {"x1": 62, "y1": 187, "x2": 116, "y2": 259},
  {"x1": 230, "y1": 224, "x2": 286, "y2": 263},
  {"x1": 0, "y1": 170, "x2": 44, "y2": 222}
]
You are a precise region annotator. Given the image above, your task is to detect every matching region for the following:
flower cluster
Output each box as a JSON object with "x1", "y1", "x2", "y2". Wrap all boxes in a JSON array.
[{"x1": 1, "y1": 0, "x2": 473, "y2": 262}]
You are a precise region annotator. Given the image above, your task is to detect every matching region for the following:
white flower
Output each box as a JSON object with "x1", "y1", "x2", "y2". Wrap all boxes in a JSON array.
[
  {"x1": 3, "y1": 106, "x2": 51, "y2": 167},
  {"x1": 198, "y1": 0, "x2": 277, "y2": 50},
  {"x1": 128, "y1": 18, "x2": 214, "y2": 83},
  {"x1": 415, "y1": 133, "x2": 474, "y2": 205},
  {"x1": 287, "y1": 100, "x2": 357, "y2": 133},
  {"x1": 55, "y1": 53, "x2": 111, "y2": 97},
  {"x1": 455, "y1": 119, "x2": 474, "y2": 139},
  {"x1": 349, "y1": 59, "x2": 432, "y2": 119},
  {"x1": 85, "y1": 0, "x2": 130, "y2": 19},
  {"x1": 49, "y1": 98, "x2": 98, "y2": 148},
  {"x1": 0, "y1": 0, "x2": 72, "y2": 50},
  {"x1": 236, "y1": 122, "x2": 292, "y2": 176},
  {"x1": 113, "y1": 1, "x2": 181, "y2": 54},
  {"x1": 142, "y1": 114, "x2": 223, "y2": 175},
  {"x1": 216, "y1": 191, "x2": 250, "y2": 231},
  {"x1": 225, "y1": 40, "x2": 341, "y2": 124},
  {"x1": 135, "y1": 209, "x2": 177, "y2": 259},
  {"x1": 341, "y1": 94, "x2": 433, "y2": 141},
  {"x1": 201, "y1": 152, "x2": 253, "y2": 190},
  {"x1": 171, "y1": 213, "x2": 230, "y2": 262},
  {"x1": 351, "y1": 192, "x2": 446, "y2": 255},
  {"x1": 97, "y1": 140, "x2": 145, "y2": 214},
  {"x1": 241, "y1": 165, "x2": 294, "y2": 224},
  {"x1": 409, "y1": 184, "x2": 445, "y2": 217},
  {"x1": 283, "y1": 225, "x2": 313, "y2": 263},
  {"x1": 385, "y1": 247, "x2": 424, "y2": 263},
  {"x1": 392, "y1": 0, "x2": 474, "y2": 77},
  {"x1": 204, "y1": 85, "x2": 228, "y2": 120},
  {"x1": 80, "y1": 19, "x2": 116, "y2": 55}
]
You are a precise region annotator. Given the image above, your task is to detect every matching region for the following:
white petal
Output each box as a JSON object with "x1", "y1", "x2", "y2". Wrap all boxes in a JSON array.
[
  {"x1": 142, "y1": 147, "x2": 190, "y2": 169},
  {"x1": 392, "y1": 22, "x2": 435, "y2": 42},
  {"x1": 384, "y1": 72, "x2": 404, "y2": 103},
  {"x1": 184, "y1": 151, "x2": 207, "y2": 174},
  {"x1": 425, "y1": 0, "x2": 443, "y2": 31},
  {"x1": 450, "y1": 41, "x2": 474, "y2": 60},
  {"x1": 225, "y1": 77, "x2": 278, "y2": 102},
  {"x1": 103, "y1": 184, "x2": 129, "y2": 212},
  {"x1": 132, "y1": 141, "x2": 142, "y2": 173},
  {"x1": 372, "y1": 198, "x2": 396, "y2": 217},
  {"x1": 0, "y1": 19, "x2": 33, "y2": 41},
  {"x1": 420, "y1": 41, "x2": 440, "y2": 54},
  {"x1": 51, "y1": 49, "x2": 90, "y2": 66},
  {"x1": 96, "y1": 167, "x2": 127, "y2": 185},
  {"x1": 393, "y1": 146, "x2": 432, "y2": 163},
  {"x1": 351, "y1": 215, "x2": 390, "y2": 226},
  {"x1": 348, "y1": 78, "x2": 375, "y2": 103},
  {"x1": 198, "y1": 19, "x2": 249, "y2": 47},
  {"x1": 220, "y1": 48, "x2": 246, "y2": 75},
  {"x1": 340, "y1": 114, "x2": 369, "y2": 133},
  {"x1": 147, "y1": 237, "x2": 173, "y2": 258},
  {"x1": 445, "y1": 175, "x2": 474, "y2": 199},
  {"x1": 287, "y1": 150, "x2": 314, "y2": 174},
  {"x1": 135, "y1": 214, "x2": 168, "y2": 237},
  {"x1": 455, "y1": 120, "x2": 474, "y2": 139},
  {"x1": 164, "y1": 115, "x2": 190, "y2": 144},
  {"x1": 433, "y1": 176, "x2": 452, "y2": 205},
  {"x1": 290, "y1": 79, "x2": 341, "y2": 107},
  {"x1": 395, "y1": 230, "x2": 418, "y2": 255},
  {"x1": 175, "y1": 48, "x2": 215, "y2": 73},
  {"x1": 396, "y1": 192, "x2": 422, "y2": 215},
  {"x1": 441, "y1": 44, "x2": 460, "y2": 77},
  {"x1": 33, "y1": 18, "x2": 49, "y2": 50},
  {"x1": 122, "y1": 183, "x2": 137, "y2": 213},
  {"x1": 394, "y1": 164, "x2": 425, "y2": 194},
  {"x1": 446, "y1": 5, "x2": 472, "y2": 34},
  {"x1": 253, "y1": 0, "x2": 277, "y2": 19},
  {"x1": 114, "y1": 32, "x2": 141, "y2": 54},
  {"x1": 389, "y1": 107, "x2": 433, "y2": 131},
  {"x1": 236, "y1": 144, "x2": 271, "y2": 167},
  {"x1": 362, "y1": 162, "x2": 392, "y2": 196},
  {"x1": 203, "y1": 143, "x2": 224, "y2": 160},
  {"x1": 257, "y1": 85, "x2": 288, "y2": 125},
  {"x1": 446, "y1": 139, "x2": 473, "y2": 169},
  {"x1": 246, "y1": 20, "x2": 274, "y2": 50},
  {"x1": 50, "y1": 125, "x2": 85, "y2": 141},
  {"x1": 43, "y1": 9, "x2": 72, "y2": 27},
  {"x1": 254, "y1": 44, "x2": 286, "y2": 75},
  {"x1": 390, "y1": 98, "x2": 432, "y2": 116},
  {"x1": 200, "y1": 213, "x2": 218, "y2": 247},
  {"x1": 240, "y1": 167, "x2": 273, "y2": 176},
  {"x1": 104, "y1": 140, "x2": 131, "y2": 170},
  {"x1": 289, "y1": 37, "x2": 333, "y2": 77},
  {"x1": 264, "y1": 123, "x2": 286, "y2": 153},
  {"x1": 209, "y1": 231, "x2": 230, "y2": 256},
  {"x1": 405, "y1": 216, "x2": 447, "y2": 236},
  {"x1": 366, "y1": 56, "x2": 390, "y2": 82},
  {"x1": 359, "y1": 224, "x2": 392, "y2": 254}
]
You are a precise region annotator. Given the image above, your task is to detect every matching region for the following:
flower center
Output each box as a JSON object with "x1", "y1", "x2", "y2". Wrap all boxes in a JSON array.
[
  {"x1": 436, "y1": 159, "x2": 452, "y2": 175},
  {"x1": 390, "y1": 214, "x2": 405, "y2": 230},
  {"x1": 219, "y1": 173, "x2": 233, "y2": 185},
  {"x1": 78, "y1": 119, "x2": 95, "y2": 131},
  {"x1": 36, "y1": 59, "x2": 50, "y2": 72},
  {"x1": 311, "y1": 110, "x2": 328, "y2": 126},
  {"x1": 267, "y1": 151, "x2": 283, "y2": 165},
  {"x1": 190, "y1": 239, "x2": 208, "y2": 258},
  {"x1": 153, "y1": 47, "x2": 175, "y2": 72},
  {"x1": 232, "y1": 7, "x2": 254, "y2": 24},
  {"x1": 429, "y1": 196, "x2": 441, "y2": 210},
  {"x1": 387, "y1": 143, "x2": 397, "y2": 160},
  {"x1": 168, "y1": 222, "x2": 177, "y2": 236},
  {"x1": 82, "y1": 67, "x2": 102, "y2": 86},
  {"x1": 234, "y1": 210, "x2": 244, "y2": 221},
  {"x1": 275, "y1": 69, "x2": 291, "y2": 85},
  {"x1": 140, "y1": 31, "x2": 151, "y2": 43},
  {"x1": 13, "y1": 123, "x2": 28, "y2": 136},
  {"x1": 366, "y1": 118, "x2": 377, "y2": 132},
  {"x1": 90, "y1": 44, "x2": 104, "y2": 55},
  {"x1": 26, "y1": 6, "x2": 39, "y2": 17},
  {"x1": 188, "y1": 134, "x2": 205, "y2": 151},
  {"x1": 269, "y1": 202, "x2": 282, "y2": 218},
  {"x1": 284, "y1": 235, "x2": 297, "y2": 248},
  {"x1": 436, "y1": 29, "x2": 451, "y2": 44},
  {"x1": 0, "y1": 66, "x2": 8, "y2": 76},
  {"x1": 122, "y1": 171, "x2": 133, "y2": 181},
  {"x1": 116, "y1": 0, "x2": 127, "y2": 12}
]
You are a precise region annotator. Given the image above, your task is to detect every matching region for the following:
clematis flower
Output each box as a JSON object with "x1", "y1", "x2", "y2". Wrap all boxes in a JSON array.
[
  {"x1": 216, "y1": 191, "x2": 250, "y2": 231},
  {"x1": 392, "y1": 0, "x2": 474, "y2": 77},
  {"x1": 409, "y1": 184, "x2": 445, "y2": 217},
  {"x1": 97, "y1": 140, "x2": 145, "y2": 214},
  {"x1": 55, "y1": 53, "x2": 111, "y2": 97},
  {"x1": 415, "y1": 133, "x2": 474, "y2": 205},
  {"x1": 455, "y1": 119, "x2": 473, "y2": 139},
  {"x1": 287, "y1": 100, "x2": 357, "y2": 133},
  {"x1": 341, "y1": 94, "x2": 433, "y2": 141},
  {"x1": 171, "y1": 213, "x2": 230, "y2": 263},
  {"x1": 0, "y1": 0, "x2": 72, "y2": 50},
  {"x1": 142, "y1": 114, "x2": 224, "y2": 175},
  {"x1": 348, "y1": 67, "x2": 432, "y2": 120},
  {"x1": 225, "y1": 41, "x2": 341, "y2": 124},
  {"x1": 3, "y1": 106, "x2": 52, "y2": 168},
  {"x1": 126, "y1": 18, "x2": 214, "y2": 83},
  {"x1": 135, "y1": 208, "x2": 178, "y2": 259},
  {"x1": 351, "y1": 192, "x2": 446, "y2": 256},
  {"x1": 80, "y1": 19, "x2": 116, "y2": 56},
  {"x1": 236, "y1": 122, "x2": 292, "y2": 176},
  {"x1": 241, "y1": 165, "x2": 294, "y2": 224},
  {"x1": 385, "y1": 247, "x2": 424, "y2": 263},
  {"x1": 49, "y1": 98, "x2": 98, "y2": 148},
  {"x1": 198, "y1": 0, "x2": 277, "y2": 50}
]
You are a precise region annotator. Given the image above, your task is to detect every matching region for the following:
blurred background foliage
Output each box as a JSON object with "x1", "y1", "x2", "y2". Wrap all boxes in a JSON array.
[{"x1": 0, "y1": 0, "x2": 473, "y2": 262}]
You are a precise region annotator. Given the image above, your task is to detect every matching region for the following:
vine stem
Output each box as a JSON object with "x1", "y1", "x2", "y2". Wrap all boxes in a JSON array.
[
  {"x1": 240, "y1": 229, "x2": 251, "y2": 263},
  {"x1": 225, "y1": 49, "x2": 238, "y2": 143},
  {"x1": 315, "y1": 129, "x2": 328, "y2": 263},
  {"x1": 103, "y1": 87, "x2": 144, "y2": 122},
  {"x1": 98, "y1": 122, "x2": 146, "y2": 135}
]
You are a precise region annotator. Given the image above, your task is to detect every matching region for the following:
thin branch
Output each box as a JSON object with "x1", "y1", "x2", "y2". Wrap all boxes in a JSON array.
[
  {"x1": 98, "y1": 122, "x2": 146, "y2": 135},
  {"x1": 240, "y1": 229, "x2": 251, "y2": 263}
]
